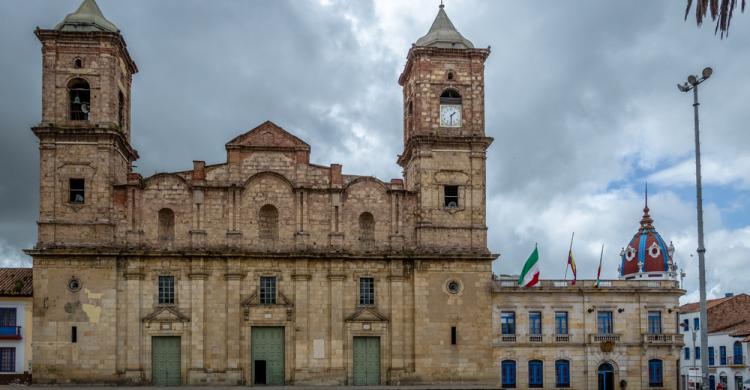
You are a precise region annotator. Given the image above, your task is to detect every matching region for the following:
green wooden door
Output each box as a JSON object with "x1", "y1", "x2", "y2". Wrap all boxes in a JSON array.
[
  {"x1": 251, "y1": 327, "x2": 285, "y2": 385},
  {"x1": 152, "y1": 336, "x2": 181, "y2": 386},
  {"x1": 353, "y1": 336, "x2": 380, "y2": 385}
]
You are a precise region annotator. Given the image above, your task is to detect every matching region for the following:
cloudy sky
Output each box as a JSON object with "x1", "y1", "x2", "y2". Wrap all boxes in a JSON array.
[{"x1": 1, "y1": 0, "x2": 748, "y2": 304}]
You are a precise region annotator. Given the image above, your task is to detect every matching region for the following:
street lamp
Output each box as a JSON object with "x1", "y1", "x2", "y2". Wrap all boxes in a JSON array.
[{"x1": 678, "y1": 67, "x2": 713, "y2": 390}]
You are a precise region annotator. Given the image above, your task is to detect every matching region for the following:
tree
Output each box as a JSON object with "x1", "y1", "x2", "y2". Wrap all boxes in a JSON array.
[{"x1": 685, "y1": 0, "x2": 746, "y2": 38}]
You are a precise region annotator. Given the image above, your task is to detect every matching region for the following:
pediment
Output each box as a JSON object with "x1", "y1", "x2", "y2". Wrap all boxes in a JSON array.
[
  {"x1": 345, "y1": 307, "x2": 389, "y2": 323},
  {"x1": 241, "y1": 289, "x2": 293, "y2": 307},
  {"x1": 143, "y1": 306, "x2": 190, "y2": 323},
  {"x1": 226, "y1": 121, "x2": 310, "y2": 150}
]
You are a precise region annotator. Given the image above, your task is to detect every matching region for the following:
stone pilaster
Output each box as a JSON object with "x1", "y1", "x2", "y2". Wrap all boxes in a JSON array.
[
  {"x1": 328, "y1": 273, "x2": 346, "y2": 370},
  {"x1": 225, "y1": 266, "x2": 243, "y2": 370},
  {"x1": 189, "y1": 266, "x2": 207, "y2": 372},
  {"x1": 293, "y1": 271, "x2": 311, "y2": 370},
  {"x1": 124, "y1": 268, "x2": 144, "y2": 381}
]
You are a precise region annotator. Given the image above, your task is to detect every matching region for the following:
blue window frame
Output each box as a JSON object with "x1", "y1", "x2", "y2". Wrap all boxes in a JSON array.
[
  {"x1": 501, "y1": 312, "x2": 516, "y2": 335},
  {"x1": 694, "y1": 317, "x2": 700, "y2": 330},
  {"x1": 720, "y1": 346, "x2": 727, "y2": 365},
  {"x1": 683, "y1": 318, "x2": 689, "y2": 332},
  {"x1": 685, "y1": 347, "x2": 690, "y2": 360},
  {"x1": 529, "y1": 311, "x2": 542, "y2": 335},
  {"x1": 555, "y1": 311, "x2": 568, "y2": 335},
  {"x1": 709, "y1": 375, "x2": 716, "y2": 390},
  {"x1": 0, "y1": 309, "x2": 16, "y2": 327},
  {"x1": 709, "y1": 346, "x2": 715, "y2": 365},
  {"x1": 648, "y1": 311, "x2": 662, "y2": 334},
  {"x1": 696, "y1": 346, "x2": 701, "y2": 360},
  {"x1": 733, "y1": 341, "x2": 743, "y2": 364},
  {"x1": 597, "y1": 311, "x2": 613, "y2": 334},
  {"x1": 648, "y1": 359, "x2": 663, "y2": 387},
  {"x1": 529, "y1": 360, "x2": 543, "y2": 388},
  {"x1": 555, "y1": 360, "x2": 570, "y2": 388},
  {"x1": 501, "y1": 360, "x2": 516, "y2": 388},
  {"x1": 0, "y1": 348, "x2": 14, "y2": 372}
]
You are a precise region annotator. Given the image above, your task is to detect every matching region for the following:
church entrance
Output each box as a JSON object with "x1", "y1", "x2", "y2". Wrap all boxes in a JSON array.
[
  {"x1": 597, "y1": 362, "x2": 615, "y2": 390},
  {"x1": 251, "y1": 327, "x2": 285, "y2": 385},
  {"x1": 151, "y1": 336, "x2": 181, "y2": 386},
  {"x1": 353, "y1": 336, "x2": 380, "y2": 385}
]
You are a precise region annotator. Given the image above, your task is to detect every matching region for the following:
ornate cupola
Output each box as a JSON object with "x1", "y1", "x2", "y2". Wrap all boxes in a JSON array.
[{"x1": 619, "y1": 189, "x2": 678, "y2": 280}]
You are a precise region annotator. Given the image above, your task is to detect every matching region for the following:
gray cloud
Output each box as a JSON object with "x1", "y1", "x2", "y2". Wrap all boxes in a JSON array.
[{"x1": 0, "y1": 1, "x2": 748, "y2": 303}]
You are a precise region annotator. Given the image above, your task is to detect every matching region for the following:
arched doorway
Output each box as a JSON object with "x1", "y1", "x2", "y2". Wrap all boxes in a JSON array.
[{"x1": 598, "y1": 362, "x2": 615, "y2": 390}]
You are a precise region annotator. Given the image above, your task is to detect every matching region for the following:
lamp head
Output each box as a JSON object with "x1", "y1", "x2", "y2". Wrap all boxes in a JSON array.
[
  {"x1": 687, "y1": 75, "x2": 698, "y2": 85},
  {"x1": 702, "y1": 67, "x2": 713, "y2": 79},
  {"x1": 677, "y1": 83, "x2": 690, "y2": 93}
]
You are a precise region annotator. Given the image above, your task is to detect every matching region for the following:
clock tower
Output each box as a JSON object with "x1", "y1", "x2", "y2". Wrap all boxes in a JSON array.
[{"x1": 398, "y1": 4, "x2": 492, "y2": 253}]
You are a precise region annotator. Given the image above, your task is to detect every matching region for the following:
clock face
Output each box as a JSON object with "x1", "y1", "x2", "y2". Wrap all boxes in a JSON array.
[{"x1": 440, "y1": 104, "x2": 462, "y2": 127}]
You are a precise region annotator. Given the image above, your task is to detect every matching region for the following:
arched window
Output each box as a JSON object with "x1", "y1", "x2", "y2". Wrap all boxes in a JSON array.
[
  {"x1": 259, "y1": 204, "x2": 279, "y2": 241},
  {"x1": 73, "y1": 58, "x2": 82, "y2": 68},
  {"x1": 359, "y1": 212, "x2": 375, "y2": 250},
  {"x1": 440, "y1": 88, "x2": 462, "y2": 105},
  {"x1": 501, "y1": 360, "x2": 516, "y2": 388},
  {"x1": 68, "y1": 78, "x2": 90, "y2": 121},
  {"x1": 158, "y1": 208, "x2": 175, "y2": 242},
  {"x1": 555, "y1": 360, "x2": 570, "y2": 387},
  {"x1": 528, "y1": 360, "x2": 543, "y2": 388},
  {"x1": 648, "y1": 359, "x2": 663, "y2": 387},
  {"x1": 447, "y1": 70, "x2": 454, "y2": 81},
  {"x1": 733, "y1": 341, "x2": 743, "y2": 364}
]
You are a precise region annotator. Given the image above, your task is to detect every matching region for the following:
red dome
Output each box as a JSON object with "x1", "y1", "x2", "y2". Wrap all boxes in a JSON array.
[{"x1": 620, "y1": 202, "x2": 672, "y2": 278}]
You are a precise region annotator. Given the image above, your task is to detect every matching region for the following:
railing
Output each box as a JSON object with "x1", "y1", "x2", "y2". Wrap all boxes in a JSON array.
[
  {"x1": 492, "y1": 279, "x2": 680, "y2": 290},
  {"x1": 528, "y1": 335, "x2": 543, "y2": 343},
  {"x1": 0, "y1": 326, "x2": 22, "y2": 340},
  {"x1": 728, "y1": 355, "x2": 745, "y2": 366},
  {"x1": 591, "y1": 333, "x2": 621, "y2": 343},
  {"x1": 500, "y1": 335, "x2": 517, "y2": 343},
  {"x1": 554, "y1": 334, "x2": 570, "y2": 343},
  {"x1": 643, "y1": 333, "x2": 681, "y2": 344}
]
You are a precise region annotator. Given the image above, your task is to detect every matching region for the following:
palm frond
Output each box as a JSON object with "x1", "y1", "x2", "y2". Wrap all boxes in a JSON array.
[{"x1": 686, "y1": 0, "x2": 745, "y2": 38}]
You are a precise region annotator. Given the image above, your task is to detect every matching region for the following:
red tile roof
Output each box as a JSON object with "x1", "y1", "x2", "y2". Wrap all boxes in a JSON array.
[
  {"x1": 0, "y1": 268, "x2": 32, "y2": 297},
  {"x1": 679, "y1": 294, "x2": 750, "y2": 333}
]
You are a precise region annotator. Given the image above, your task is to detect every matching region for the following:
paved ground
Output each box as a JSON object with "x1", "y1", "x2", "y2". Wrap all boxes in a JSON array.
[
  {"x1": 0, "y1": 387, "x2": 498, "y2": 390},
  {"x1": 0, "y1": 386, "x2": 497, "y2": 389}
]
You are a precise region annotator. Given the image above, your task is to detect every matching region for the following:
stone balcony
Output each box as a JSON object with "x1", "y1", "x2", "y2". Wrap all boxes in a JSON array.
[
  {"x1": 591, "y1": 333, "x2": 621, "y2": 343},
  {"x1": 643, "y1": 333, "x2": 683, "y2": 345}
]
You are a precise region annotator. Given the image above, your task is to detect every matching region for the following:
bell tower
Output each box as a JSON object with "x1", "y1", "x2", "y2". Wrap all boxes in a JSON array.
[
  {"x1": 398, "y1": 4, "x2": 492, "y2": 252},
  {"x1": 33, "y1": 0, "x2": 138, "y2": 246}
]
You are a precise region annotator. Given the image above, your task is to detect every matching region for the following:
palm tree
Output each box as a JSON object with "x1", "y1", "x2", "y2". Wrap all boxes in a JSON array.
[{"x1": 685, "y1": 0, "x2": 746, "y2": 37}]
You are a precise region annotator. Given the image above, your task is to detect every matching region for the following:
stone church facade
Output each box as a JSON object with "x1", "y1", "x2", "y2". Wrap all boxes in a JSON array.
[{"x1": 27, "y1": 1, "x2": 684, "y2": 388}]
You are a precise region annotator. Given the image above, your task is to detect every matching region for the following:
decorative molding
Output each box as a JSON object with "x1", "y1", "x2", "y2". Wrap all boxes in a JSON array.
[
  {"x1": 188, "y1": 272, "x2": 208, "y2": 280},
  {"x1": 142, "y1": 306, "x2": 190, "y2": 323},
  {"x1": 292, "y1": 274, "x2": 312, "y2": 281},
  {"x1": 327, "y1": 274, "x2": 346, "y2": 281},
  {"x1": 241, "y1": 290, "x2": 293, "y2": 307},
  {"x1": 345, "y1": 307, "x2": 389, "y2": 323},
  {"x1": 124, "y1": 272, "x2": 144, "y2": 280},
  {"x1": 224, "y1": 273, "x2": 244, "y2": 281}
]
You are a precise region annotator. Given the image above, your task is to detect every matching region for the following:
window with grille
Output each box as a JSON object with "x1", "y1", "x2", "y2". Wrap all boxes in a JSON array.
[
  {"x1": 260, "y1": 276, "x2": 277, "y2": 305},
  {"x1": 0, "y1": 348, "x2": 14, "y2": 372},
  {"x1": 158, "y1": 276, "x2": 175, "y2": 305},
  {"x1": 648, "y1": 359, "x2": 663, "y2": 387},
  {"x1": 529, "y1": 311, "x2": 542, "y2": 335},
  {"x1": 501, "y1": 311, "x2": 516, "y2": 335},
  {"x1": 359, "y1": 277, "x2": 375, "y2": 306},
  {"x1": 597, "y1": 311, "x2": 613, "y2": 334},
  {"x1": 0, "y1": 309, "x2": 16, "y2": 327},
  {"x1": 529, "y1": 360, "x2": 544, "y2": 388},
  {"x1": 69, "y1": 178, "x2": 85, "y2": 204},
  {"x1": 555, "y1": 360, "x2": 570, "y2": 388},
  {"x1": 444, "y1": 185, "x2": 459, "y2": 208},
  {"x1": 501, "y1": 360, "x2": 516, "y2": 388},
  {"x1": 648, "y1": 311, "x2": 662, "y2": 334},
  {"x1": 555, "y1": 311, "x2": 568, "y2": 335}
]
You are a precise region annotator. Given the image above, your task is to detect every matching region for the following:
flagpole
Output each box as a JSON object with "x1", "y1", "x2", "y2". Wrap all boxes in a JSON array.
[{"x1": 564, "y1": 232, "x2": 574, "y2": 280}]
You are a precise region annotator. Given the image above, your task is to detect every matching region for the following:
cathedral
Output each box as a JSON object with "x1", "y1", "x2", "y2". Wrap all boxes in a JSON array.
[{"x1": 28, "y1": 0, "x2": 683, "y2": 387}]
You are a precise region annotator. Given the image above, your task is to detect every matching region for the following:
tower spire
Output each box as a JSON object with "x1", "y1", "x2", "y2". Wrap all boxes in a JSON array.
[
  {"x1": 640, "y1": 183, "x2": 654, "y2": 230},
  {"x1": 415, "y1": 3, "x2": 474, "y2": 49},
  {"x1": 55, "y1": 0, "x2": 119, "y2": 33}
]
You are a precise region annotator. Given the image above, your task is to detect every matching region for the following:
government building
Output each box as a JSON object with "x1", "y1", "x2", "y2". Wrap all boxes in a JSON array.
[{"x1": 28, "y1": 0, "x2": 684, "y2": 387}]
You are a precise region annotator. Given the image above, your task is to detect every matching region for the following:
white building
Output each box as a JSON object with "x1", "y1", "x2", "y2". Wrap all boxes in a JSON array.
[
  {"x1": 679, "y1": 293, "x2": 750, "y2": 390},
  {"x1": 0, "y1": 268, "x2": 32, "y2": 384}
]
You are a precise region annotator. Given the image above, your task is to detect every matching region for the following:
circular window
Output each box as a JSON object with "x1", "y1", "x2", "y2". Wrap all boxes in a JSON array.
[
  {"x1": 68, "y1": 278, "x2": 81, "y2": 292},
  {"x1": 625, "y1": 247, "x2": 636, "y2": 262},
  {"x1": 649, "y1": 243, "x2": 661, "y2": 258},
  {"x1": 447, "y1": 280, "x2": 461, "y2": 294}
]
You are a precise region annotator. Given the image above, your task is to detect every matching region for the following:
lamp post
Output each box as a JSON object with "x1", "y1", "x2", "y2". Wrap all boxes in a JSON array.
[{"x1": 678, "y1": 67, "x2": 713, "y2": 390}]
